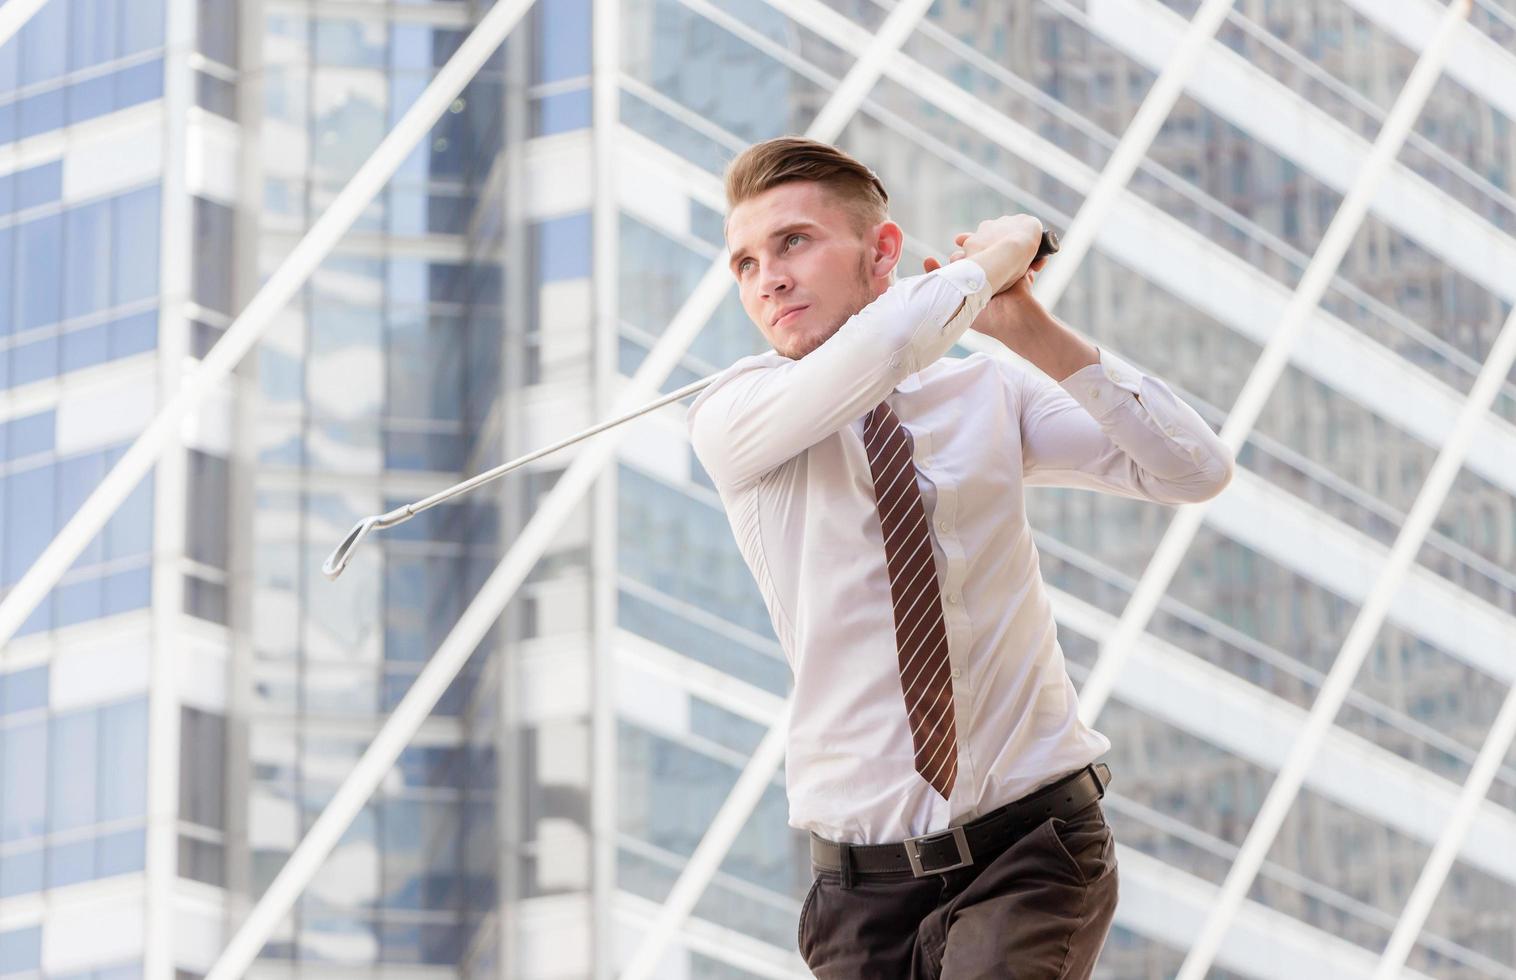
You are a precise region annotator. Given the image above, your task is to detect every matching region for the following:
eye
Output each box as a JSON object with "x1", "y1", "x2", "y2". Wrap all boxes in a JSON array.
[
  {"x1": 737, "y1": 257, "x2": 754, "y2": 274},
  {"x1": 785, "y1": 233, "x2": 805, "y2": 249}
]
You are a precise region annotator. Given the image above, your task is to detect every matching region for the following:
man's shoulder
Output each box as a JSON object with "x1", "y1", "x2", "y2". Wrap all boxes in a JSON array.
[{"x1": 686, "y1": 349, "x2": 788, "y2": 424}]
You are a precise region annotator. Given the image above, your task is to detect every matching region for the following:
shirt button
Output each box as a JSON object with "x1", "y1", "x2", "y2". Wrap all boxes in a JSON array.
[
  {"x1": 937, "y1": 520, "x2": 951, "y2": 533},
  {"x1": 948, "y1": 593, "x2": 961, "y2": 605},
  {"x1": 951, "y1": 667, "x2": 962, "y2": 679}
]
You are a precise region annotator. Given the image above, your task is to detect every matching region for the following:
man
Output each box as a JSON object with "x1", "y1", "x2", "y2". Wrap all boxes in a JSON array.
[{"x1": 685, "y1": 136, "x2": 1233, "y2": 978}]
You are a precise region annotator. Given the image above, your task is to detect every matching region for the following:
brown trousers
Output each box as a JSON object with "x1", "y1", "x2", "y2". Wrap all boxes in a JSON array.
[{"x1": 797, "y1": 800, "x2": 1119, "y2": 979}]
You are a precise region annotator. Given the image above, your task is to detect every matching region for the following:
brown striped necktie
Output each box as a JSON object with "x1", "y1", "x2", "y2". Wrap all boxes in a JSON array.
[{"x1": 863, "y1": 399, "x2": 957, "y2": 800}]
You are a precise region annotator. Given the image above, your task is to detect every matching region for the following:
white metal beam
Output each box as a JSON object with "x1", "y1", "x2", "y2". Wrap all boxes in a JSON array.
[
  {"x1": 1375, "y1": 677, "x2": 1516, "y2": 978},
  {"x1": 1076, "y1": 0, "x2": 1471, "y2": 730},
  {"x1": 0, "y1": 0, "x2": 47, "y2": 52},
  {"x1": 0, "y1": 0, "x2": 542, "y2": 647},
  {"x1": 1173, "y1": 10, "x2": 1486, "y2": 975},
  {"x1": 1032, "y1": 0, "x2": 1238, "y2": 311}
]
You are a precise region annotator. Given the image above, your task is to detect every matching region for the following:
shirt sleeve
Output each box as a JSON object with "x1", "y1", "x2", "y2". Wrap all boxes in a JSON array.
[
  {"x1": 687, "y1": 260, "x2": 995, "y2": 491},
  {"x1": 1015, "y1": 346, "x2": 1235, "y2": 504}
]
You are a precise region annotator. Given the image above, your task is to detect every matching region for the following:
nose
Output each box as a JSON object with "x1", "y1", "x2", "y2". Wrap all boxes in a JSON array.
[{"x1": 760, "y1": 266, "x2": 792, "y2": 299}]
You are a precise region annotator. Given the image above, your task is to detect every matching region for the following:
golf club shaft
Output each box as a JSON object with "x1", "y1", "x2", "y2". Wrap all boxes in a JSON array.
[{"x1": 322, "y1": 228, "x2": 1060, "y2": 578}]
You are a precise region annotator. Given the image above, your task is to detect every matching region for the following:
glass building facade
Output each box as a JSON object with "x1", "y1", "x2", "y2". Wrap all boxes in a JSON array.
[{"x1": 2, "y1": 0, "x2": 1514, "y2": 977}]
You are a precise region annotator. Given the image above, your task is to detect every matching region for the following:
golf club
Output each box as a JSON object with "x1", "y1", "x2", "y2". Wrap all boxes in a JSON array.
[{"x1": 322, "y1": 227, "x2": 1060, "y2": 580}]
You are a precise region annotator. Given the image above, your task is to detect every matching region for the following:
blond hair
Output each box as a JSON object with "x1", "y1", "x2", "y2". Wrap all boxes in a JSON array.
[{"x1": 724, "y1": 136, "x2": 889, "y2": 233}]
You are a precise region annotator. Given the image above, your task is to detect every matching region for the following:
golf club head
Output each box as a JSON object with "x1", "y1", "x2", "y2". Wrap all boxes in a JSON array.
[{"x1": 323, "y1": 516, "x2": 379, "y2": 580}]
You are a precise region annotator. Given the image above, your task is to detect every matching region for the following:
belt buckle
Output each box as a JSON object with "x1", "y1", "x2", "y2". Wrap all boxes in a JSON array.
[{"x1": 903, "y1": 825, "x2": 973, "y2": 877}]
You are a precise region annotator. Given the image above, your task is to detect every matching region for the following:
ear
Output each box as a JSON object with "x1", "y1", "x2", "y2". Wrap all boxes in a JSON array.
[{"x1": 868, "y1": 220, "x2": 905, "y2": 280}]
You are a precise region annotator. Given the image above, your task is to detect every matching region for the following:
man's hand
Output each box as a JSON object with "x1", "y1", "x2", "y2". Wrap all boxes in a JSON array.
[
  {"x1": 923, "y1": 214, "x2": 1048, "y2": 346},
  {"x1": 923, "y1": 217, "x2": 1099, "y2": 381}
]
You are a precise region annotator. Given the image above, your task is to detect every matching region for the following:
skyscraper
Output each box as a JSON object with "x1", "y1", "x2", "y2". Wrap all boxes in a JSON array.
[{"x1": 1, "y1": 0, "x2": 1513, "y2": 978}]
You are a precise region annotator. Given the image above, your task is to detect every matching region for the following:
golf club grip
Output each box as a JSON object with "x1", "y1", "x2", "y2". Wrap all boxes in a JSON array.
[{"x1": 1035, "y1": 227, "x2": 1060, "y2": 261}]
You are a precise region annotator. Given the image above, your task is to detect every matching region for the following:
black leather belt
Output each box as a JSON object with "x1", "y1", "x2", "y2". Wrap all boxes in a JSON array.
[{"x1": 810, "y1": 763, "x2": 1110, "y2": 879}]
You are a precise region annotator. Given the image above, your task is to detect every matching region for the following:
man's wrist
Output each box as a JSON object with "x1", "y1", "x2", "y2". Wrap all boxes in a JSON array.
[{"x1": 998, "y1": 307, "x2": 1099, "y2": 382}]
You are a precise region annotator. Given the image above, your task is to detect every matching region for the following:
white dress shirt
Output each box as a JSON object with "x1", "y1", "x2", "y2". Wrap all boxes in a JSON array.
[{"x1": 686, "y1": 259, "x2": 1234, "y2": 844}]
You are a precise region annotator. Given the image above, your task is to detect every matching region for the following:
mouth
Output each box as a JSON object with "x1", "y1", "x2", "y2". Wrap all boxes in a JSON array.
[{"x1": 774, "y1": 305, "x2": 809, "y2": 328}]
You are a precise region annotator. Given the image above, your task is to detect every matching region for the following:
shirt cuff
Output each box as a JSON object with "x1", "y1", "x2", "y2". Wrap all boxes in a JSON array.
[
  {"x1": 1058, "y1": 345, "x2": 1144, "y2": 419},
  {"x1": 931, "y1": 258, "x2": 992, "y2": 299}
]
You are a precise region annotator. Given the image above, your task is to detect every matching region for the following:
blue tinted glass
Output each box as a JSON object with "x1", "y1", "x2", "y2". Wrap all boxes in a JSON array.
[
  {"x1": 534, "y1": 89, "x2": 591, "y2": 136},
  {"x1": 4, "y1": 465, "x2": 54, "y2": 587},
  {"x1": 0, "y1": 667, "x2": 48, "y2": 716},
  {"x1": 534, "y1": 0, "x2": 591, "y2": 83},
  {"x1": 0, "y1": 924, "x2": 41, "y2": 973},
  {"x1": 20, "y1": 0, "x2": 67, "y2": 86},
  {"x1": 19, "y1": 87, "x2": 65, "y2": 139},
  {"x1": 59, "y1": 451, "x2": 107, "y2": 566},
  {"x1": 65, "y1": 198, "x2": 113, "y2": 319},
  {"x1": 535, "y1": 212, "x2": 591, "y2": 282},
  {"x1": 96, "y1": 827, "x2": 146, "y2": 877},
  {"x1": 109, "y1": 310, "x2": 159, "y2": 358},
  {"x1": 97, "y1": 699, "x2": 147, "y2": 821},
  {"x1": 0, "y1": 844, "x2": 42, "y2": 898},
  {"x1": 390, "y1": 24, "x2": 432, "y2": 70},
  {"x1": 14, "y1": 161, "x2": 61, "y2": 211},
  {"x1": 105, "y1": 467, "x2": 153, "y2": 560},
  {"x1": 0, "y1": 26, "x2": 17, "y2": 89},
  {"x1": 62, "y1": 321, "x2": 111, "y2": 372},
  {"x1": 55, "y1": 575, "x2": 104, "y2": 628},
  {"x1": 6, "y1": 410, "x2": 54, "y2": 460},
  {"x1": 10, "y1": 334, "x2": 59, "y2": 386},
  {"x1": 47, "y1": 836, "x2": 95, "y2": 888},
  {"x1": 17, "y1": 212, "x2": 61, "y2": 330},
  {"x1": 0, "y1": 227, "x2": 11, "y2": 336},
  {"x1": 68, "y1": 71, "x2": 116, "y2": 124},
  {"x1": 112, "y1": 186, "x2": 160, "y2": 306},
  {"x1": 114, "y1": 58, "x2": 165, "y2": 111},
  {"x1": 120, "y1": 0, "x2": 164, "y2": 56},
  {"x1": 0, "y1": 720, "x2": 47, "y2": 842},
  {"x1": 0, "y1": 104, "x2": 15, "y2": 144},
  {"x1": 70, "y1": 0, "x2": 118, "y2": 70},
  {"x1": 49, "y1": 710, "x2": 98, "y2": 833},
  {"x1": 315, "y1": 18, "x2": 387, "y2": 67},
  {"x1": 102, "y1": 564, "x2": 152, "y2": 615}
]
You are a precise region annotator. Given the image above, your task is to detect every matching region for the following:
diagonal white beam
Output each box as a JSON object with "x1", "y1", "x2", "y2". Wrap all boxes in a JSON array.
[
  {"x1": 1375, "y1": 675, "x2": 1516, "y2": 978},
  {"x1": 0, "y1": 0, "x2": 47, "y2": 52},
  {"x1": 1172, "y1": 11, "x2": 1488, "y2": 975},
  {"x1": 1076, "y1": 0, "x2": 1471, "y2": 730},
  {"x1": 1031, "y1": 0, "x2": 1237, "y2": 311},
  {"x1": 0, "y1": 0, "x2": 541, "y2": 647}
]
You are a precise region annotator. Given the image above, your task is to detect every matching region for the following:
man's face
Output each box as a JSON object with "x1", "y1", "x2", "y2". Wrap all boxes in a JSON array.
[{"x1": 726, "y1": 181, "x2": 897, "y2": 360}]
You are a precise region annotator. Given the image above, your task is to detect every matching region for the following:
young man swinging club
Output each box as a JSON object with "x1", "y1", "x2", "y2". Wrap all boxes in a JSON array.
[{"x1": 686, "y1": 137, "x2": 1233, "y2": 978}]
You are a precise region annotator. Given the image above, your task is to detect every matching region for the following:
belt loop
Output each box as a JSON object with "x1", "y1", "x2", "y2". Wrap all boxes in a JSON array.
[{"x1": 838, "y1": 842, "x2": 854, "y2": 890}]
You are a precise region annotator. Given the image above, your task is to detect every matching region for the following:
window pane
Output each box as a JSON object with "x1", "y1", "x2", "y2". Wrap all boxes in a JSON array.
[
  {"x1": 17, "y1": 213, "x2": 62, "y2": 331},
  {"x1": 70, "y1": 0, "x2": 118, "y2": 70},
  {"x1": 0, "y1": 925, "x2": 41, "y2": 974},
  {"x1": 0, "y1": 667, "x2": 48, "y2": 716},
  {"x1": 179, "y1": 707, "x2": 226, "y2": 828},
  {"x1": 97, "y1": 698, "x2": 147, "y2": 822},
  {"x1": 1, "y1": 720, "x2": 47, "y2": 842},
  {"x1": 49, "y1": 709, "x2": 98, "y2": 832},
  {"x1": 64, "y1": 198, "x2": 113, "y2": 320},
  {"x1": 120, "y1": 0, "x2": 165, "y2": 56},
  {"x1": 19, "y1": 0, "x2": 67, "y2": 86},
  {"x1": 112, "y1": 186, "x2": 161, "y2": 307},
  {"x1": 4, "y1": 465, "x2": 55, "y2": 588}
]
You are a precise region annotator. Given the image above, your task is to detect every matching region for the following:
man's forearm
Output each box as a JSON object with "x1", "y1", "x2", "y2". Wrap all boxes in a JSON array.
[{"x1": 997, "y1": 303, "x2": 1100, "y2": 383}]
